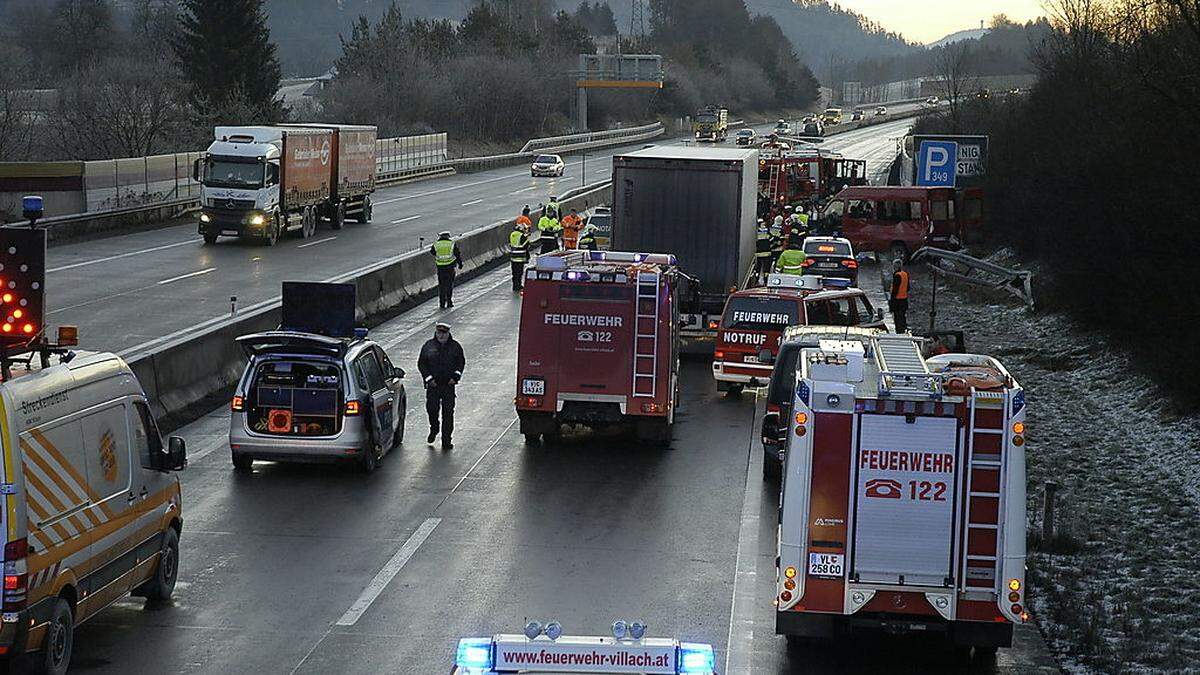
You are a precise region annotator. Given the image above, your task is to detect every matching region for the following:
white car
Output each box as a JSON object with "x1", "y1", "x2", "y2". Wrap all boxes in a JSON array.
[
  {"x1": 924, "y1": 96, "x2": 940, "y2": 107},
  {"x1": 875, "y1": 105, "x2": 888, "y2": 116},
  {"x1": 531, "y1": 154, "x2": 565, "y2": 177}
]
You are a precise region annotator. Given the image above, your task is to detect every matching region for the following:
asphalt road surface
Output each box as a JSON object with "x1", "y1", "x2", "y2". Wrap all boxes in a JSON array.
[
  {"x1": 65, "y1": 264, "x2": 1059, "y2": 674},
  {"x1": 45, "y1": 117, "x2": 919, "y2": 356}
]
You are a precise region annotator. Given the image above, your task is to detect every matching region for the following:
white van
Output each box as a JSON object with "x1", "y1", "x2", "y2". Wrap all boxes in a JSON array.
[{"x1": 0, "y1": 351, "x2": 186, "y2": 674}]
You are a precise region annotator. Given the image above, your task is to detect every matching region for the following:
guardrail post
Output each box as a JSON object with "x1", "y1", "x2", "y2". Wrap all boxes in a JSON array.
[{"x1": 1042, "y1": 481, "x2": 1058, "y2": 542}]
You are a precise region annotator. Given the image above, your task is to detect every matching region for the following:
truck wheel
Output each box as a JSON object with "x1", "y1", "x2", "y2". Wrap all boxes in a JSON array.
[
  {"x1": 262, "y1": 214, "x2": 279, "y2": 246},
  {"x1": 32, "y1": 598, "x2": 73, "y2": 675},
  {"x1": 359, "y1": 444, "x2": 378, "y2": 474},
  {"x1": 356, "y1": 196, "x2": 372, "y2": 224},
  {"x1": 136, "y1": 527, "x2": 179, "y2": 603},
  {"x1": 202, "y1": 233, "x2": 218, "y2": 245},
  {"x1": 232, "y1": 452, "x2": 253, "y2": 472},
  {"x1": 331, "y1": 202, "x2": 345, "y2": 230},
  {"x1": 725, "y1": 384, "x2": 744, "y2": 398}
]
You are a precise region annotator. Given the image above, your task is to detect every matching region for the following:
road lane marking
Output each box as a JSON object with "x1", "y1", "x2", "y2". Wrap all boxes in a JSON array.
[
  {"x1": 48, "y1": 239, "x2": 195, "y2": 273},
  {"x1": 335, "y1": 517, "x2": 441, "y2": 626},
  {"x1": 390, "y1": 215, "x2": 421, "y2": 224},
  {"x1": 461, "y1": 198, "x2": 483, "y2": 206},
  {"x1": 372, "y1": 154, "x2": 601, "y2": 205},
  {"x1": 725, "y1": 394, "x2": 764, "y2": 675},
  {"x1": 509, "y1": 186, "x2": 536, "y2": 194},
  {"x1": 297, "y1": 236, "x2": 337, "y2": 249},
  {"x1": 157, "y1": 267, "x2": 216, "y2": 285}
]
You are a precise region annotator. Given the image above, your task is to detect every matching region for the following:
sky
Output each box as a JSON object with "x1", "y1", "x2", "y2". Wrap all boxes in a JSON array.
[{"x1": 832, "y1": 0, "x2": 1047, "y2": 43}]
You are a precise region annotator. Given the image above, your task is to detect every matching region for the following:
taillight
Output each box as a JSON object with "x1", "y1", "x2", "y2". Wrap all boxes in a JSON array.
[
  {"x1": 231, "y1": 395, "x2": 245, "y2": 412},
  {"x1": 641, "y1": 402, "x2": 663, "y2": 414},
  {"x1": 3, "y1": 537, "x2": 28, "y2": 611},
  {"x1": 517, "y1": 396, "x2": 542, "y2": 408},
  {"x1": 802, "y1": 259, "x2": 814, "y2": 266},
  {"x1": 766, "y1": 403, "x2": 782, "y2": 414},
  {"x1": 344, "y1": 400, "x2": 361, "y2": 415},
  {"x1": 841, "y1": 259, "x2": 858, "y2": 269},
  {"x1": 707, "y1": 319, "x2": 719, "y2": 330},
  {"x1": 714, "y1": 350, "x2": 724, "y2": 360}
]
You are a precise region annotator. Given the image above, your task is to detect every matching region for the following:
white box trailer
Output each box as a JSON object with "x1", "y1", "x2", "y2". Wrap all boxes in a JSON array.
[{"x1": 775, "y1": 334, "x2": 1028, "y2": 650}]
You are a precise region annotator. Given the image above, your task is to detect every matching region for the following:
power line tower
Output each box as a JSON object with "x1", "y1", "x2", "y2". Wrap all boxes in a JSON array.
[{"x1": 629, "y1": 0, "x2": 647, "y2": 48}]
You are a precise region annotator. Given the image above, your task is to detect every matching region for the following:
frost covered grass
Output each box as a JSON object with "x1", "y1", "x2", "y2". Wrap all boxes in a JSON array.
[{"x1": 909, "y1": 256, "x2": 1200, "y2": 672}]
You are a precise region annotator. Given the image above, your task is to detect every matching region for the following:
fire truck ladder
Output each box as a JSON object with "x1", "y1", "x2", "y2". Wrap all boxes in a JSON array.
[
  {"x1": 632, "y1": 269, "x2": 661, "y2": 397},
  {"x1": 765, "y1": 162, "x2": 782, "y2": 203},
  {"x1": 960, "y1": 389, "x2": 1008, "y2": 598},
  {"x1": 873, "y1": 335, "x2": 942, "y2": 399}
]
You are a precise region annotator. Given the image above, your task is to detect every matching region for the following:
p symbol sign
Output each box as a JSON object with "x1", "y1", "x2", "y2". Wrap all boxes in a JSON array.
[{"x1": 917, "y1": 140, "x2": 958, "y2": 187}]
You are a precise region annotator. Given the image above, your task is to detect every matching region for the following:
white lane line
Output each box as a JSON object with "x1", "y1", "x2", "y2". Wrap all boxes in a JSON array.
[
  {"x1": 334, "y1": 517, "x2": 441, "y2": 627},
  {"x1": 373, "y1": 155, "x2": 599, "y2": 205},
  {"x1": 509, "y1": 186, "x2": 536, "y2": 194},
  {"x1": 48, "y1": 239, "x2": 194, "y2": 273},
  {"x1": 390, "y1": 215, "x2": 421, "y2": 224},
  {"x1": 157, "y1": 267, "x2": 216, "y2": 285},
  {"x1": 461, "y1": 198, "x2": 483, "y2": 206},
  {"x1": 724, "y1": 393, "x2": 764, "y2": 675},
  {"x1": 297, "y1": 236, "x2": 337, "y2": 249}
]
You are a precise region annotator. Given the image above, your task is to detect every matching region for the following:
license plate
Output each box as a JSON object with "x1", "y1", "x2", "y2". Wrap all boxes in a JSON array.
[
  {"x1": 521, "y1": 378, "x2": 545, "y2": 396},
  {"x1": 808, "y1": 552, "x2": 844, "y2": 578},
  {"x1": 817, "y1": 262, "x2": 838, "y2": 268}
]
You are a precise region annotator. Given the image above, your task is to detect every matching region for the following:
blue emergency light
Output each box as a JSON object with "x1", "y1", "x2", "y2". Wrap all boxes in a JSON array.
[
  {"x1": 678, "y1": 643, "x2": 716, "y2": 673},
  {"x1": 22, "y1": 195, "x2": 43, "y2": 224},
  {"x1": 455, "y1": 637, "x2": 493, "y2": 671},
  {"x1": 821, "y1": 277, "x2": 852, "y2": 289}
]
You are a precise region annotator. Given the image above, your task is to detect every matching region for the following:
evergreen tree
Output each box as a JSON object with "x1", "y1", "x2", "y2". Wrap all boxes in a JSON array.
[{"x1": 173, "y1": 0, "x2": 284, "y2": 121}]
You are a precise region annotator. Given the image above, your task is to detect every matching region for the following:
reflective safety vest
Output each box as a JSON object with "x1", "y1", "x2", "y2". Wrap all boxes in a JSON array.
[
  {"x1": 538, "y1": 216, "x2": 561, "y2": 233},
  {"x1": 892, "y1": 269, "x2": 910, "y2": 300},
  {"x1": 545, "y1": 201, "x2": 560, "y2": 218},
  {"x1": 509, "y1": 229, "x2": 529, "y2": 262},
  {"x1": 775, "y1": 249, "x2": 807, "y2": 274},
  {"x1": 577, "y1": 231, "x2": 597, "y2": 250},
  {"x1": 755, "y1": 231, "x2": 773, "y2": 258},
  {"x1": 561, "y1": 215, "x2": 581, "y2": 249},
  {"x1": 433, "y1": 238, "x2": 456, "y2": 266}
]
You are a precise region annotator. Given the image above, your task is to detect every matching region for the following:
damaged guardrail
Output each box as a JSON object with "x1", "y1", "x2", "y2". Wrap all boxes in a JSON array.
[{"x1": 909, "y1": 246, "x2": 1035, "y2": 309}]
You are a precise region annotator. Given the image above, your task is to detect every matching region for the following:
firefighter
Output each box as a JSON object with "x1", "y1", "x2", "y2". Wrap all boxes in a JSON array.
[
  {"x1": 417, "y1": 322, "x2": 465, "y2": 450},
  {"x1": 769, "y1": 215, "x2": 786, "y2": 264},
  {"x1": 577, "y1": 223, "x2": 598, "y2": 251},
  {"x1": 792, "y1": 210, "x2": 810, "y2": 245},
  {"x1": 545, "y1": 195, "x2": 561, "y2": 219},
  {"x1": 561, "y1": 208, "x2": 582, "y2": 249},
  {"x1": 429, "y1": 230, "x2": 463, "y2": 309},
  {"x1": 537, "y1": 211, "x2": 561, "y2": 254},
  {"x1": 509, "y1": 220, "x2": 530, "y2": 291},
  {"x1": 754, "y1": 221, "x2": 773, "y2": 283},
  {"x1": 889, "y1": 258, "x2": 910, "y2": 333},
  {"x1": 515, "y1": 205, "x2": 533, "y2": 230},
  {"x1": 775, "y1": 239, "x2": 807, "y2": 275}
]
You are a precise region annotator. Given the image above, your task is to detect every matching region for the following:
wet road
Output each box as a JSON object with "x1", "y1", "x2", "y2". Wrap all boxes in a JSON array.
[{"x1": 68, "y1": 264, "x2": 1057, "y2": 674}]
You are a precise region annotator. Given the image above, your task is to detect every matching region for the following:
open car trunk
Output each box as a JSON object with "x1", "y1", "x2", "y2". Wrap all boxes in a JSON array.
[{"x1": 247, "y1": 359, "x2": 345, "y2": 437}]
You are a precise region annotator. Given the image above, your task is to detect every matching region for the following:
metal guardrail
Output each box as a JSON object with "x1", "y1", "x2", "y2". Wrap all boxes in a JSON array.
[
  {"x1": 520, "y1": 122, "x2": 663, "y2": 154},
  {"x1": 909, "y1": 246, "x2": 1035, "y2": 309}
]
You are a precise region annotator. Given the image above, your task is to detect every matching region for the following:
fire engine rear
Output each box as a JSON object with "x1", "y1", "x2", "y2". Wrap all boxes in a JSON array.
[
  {"x1": 516, "y1": 251, "x2": 681, "y2": 445},
  {"x1": 775, "y1": 333, "x2": 1027, "y2": 651}
]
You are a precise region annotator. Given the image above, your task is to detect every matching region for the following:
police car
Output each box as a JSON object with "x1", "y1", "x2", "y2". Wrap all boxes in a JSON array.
[
  {"x1": 229, "y1": 283, "x2": 406, "y2": 473},
  {"x1": 452, "y1": 621, "x2": 716, "y2": 674},
  {"x1": 801, "y1": 236, "x2": 858, "y2": 283}
]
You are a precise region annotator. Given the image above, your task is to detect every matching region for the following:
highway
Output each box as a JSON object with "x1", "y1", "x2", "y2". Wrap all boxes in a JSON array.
[
  {"x1": 44, "y1": 117, "x2": 918, "y2": 356},
  {"x1": 64, "y1": 262, "x2": 1058, "y2": 674}
]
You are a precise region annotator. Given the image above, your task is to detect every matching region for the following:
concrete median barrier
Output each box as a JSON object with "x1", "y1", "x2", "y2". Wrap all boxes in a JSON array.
[{"x1": 130, "y1": 180, "x2": 613, "y2": 427}]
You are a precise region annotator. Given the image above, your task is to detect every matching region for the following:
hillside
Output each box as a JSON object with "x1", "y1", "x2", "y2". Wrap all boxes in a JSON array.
[{"x1": 928, "y1": 27, "x2": 989, "y2": 48}]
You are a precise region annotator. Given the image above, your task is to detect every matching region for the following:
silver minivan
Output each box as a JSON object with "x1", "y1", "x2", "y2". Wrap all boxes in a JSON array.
[{"x1": 229, "y1": 331, "x2": 406, "y2": 473}]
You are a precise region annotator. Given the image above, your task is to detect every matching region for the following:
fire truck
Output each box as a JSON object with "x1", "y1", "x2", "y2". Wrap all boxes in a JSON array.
[
  {"x1": 758, "y1": 146, "x2": 867, "y2": 215},
  {"x1": 515, "y1": 251, "x2": 681, "y2": 445},
  {"x1": 711, "y1": 275, "x2": 884, "y2": 394},
  {"x1": 775, "y1": 333, "x2": 1027, "y2": 651}
]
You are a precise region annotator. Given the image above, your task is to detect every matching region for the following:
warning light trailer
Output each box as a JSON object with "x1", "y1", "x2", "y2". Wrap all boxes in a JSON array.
[
  {"x1": 515, "y1": 251, "x2": 681, "y2": 445},
  {"x1": 775, "y1": 333, "x2": 1028, "y2": 650}
]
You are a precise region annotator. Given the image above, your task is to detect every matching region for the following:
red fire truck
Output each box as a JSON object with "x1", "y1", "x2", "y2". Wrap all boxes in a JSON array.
[
  {"x1": 515, "y1": 251, "x2": 681, "y2": 445},
  {"x1": 759, "y1": 147, "x2": 867, "y2": 215},
  {"x1": 711, "y1": 275, "x2": 884, "y2": 394},
  {"x1": 776, "y1": 333, "x2": 1027, "y2": 651}
]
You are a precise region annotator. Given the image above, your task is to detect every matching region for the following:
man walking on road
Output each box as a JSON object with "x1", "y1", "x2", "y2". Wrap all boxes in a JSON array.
[
  {"x1": 430, "y1": 230, "x2": 463, "y2": 308},
  {"x1": 418, "y1": 322, "x2": 465, "y2": 450},
  {"x1": 889, "y1": 258, "x2": 910, "y2": 333},
  {"x1": 509, "y1": 220, "x2": 530, "y2": 291}
]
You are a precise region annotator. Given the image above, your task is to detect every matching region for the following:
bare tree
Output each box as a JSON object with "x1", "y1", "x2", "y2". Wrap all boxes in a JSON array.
[
  {"x1": 0, "y1": 46, "x2": 34, "y2": 161},
  {"x1": 933, "y1": 42, "x2": 978, "y2": 131}
]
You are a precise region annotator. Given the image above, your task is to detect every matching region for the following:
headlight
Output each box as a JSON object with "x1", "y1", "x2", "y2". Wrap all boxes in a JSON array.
[
  {"x1": 199, "y1": 213, "x2": 211, "y2": 223},
  {"x1": 249, "y1": 214, "x2": 265, "y2": 226}
]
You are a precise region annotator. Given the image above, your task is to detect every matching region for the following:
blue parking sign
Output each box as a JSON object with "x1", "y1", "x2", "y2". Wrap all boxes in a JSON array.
[{"x1": 916, "y1": 140, "x2": 958, "y2": 187}]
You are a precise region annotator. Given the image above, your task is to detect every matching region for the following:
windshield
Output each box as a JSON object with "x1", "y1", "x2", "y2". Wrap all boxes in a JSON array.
[
  {"x1": 696, "y1": 114, "x2": 717, "y2": 123},
  {"x1": 824, "y1": 109, "x2": 840, "y2": 115},
  {"x1": 722, "y1": 297, "x2": 800, "y2": 331},
  {"x1": 738, "y1": 130, "x2": 753, "y2": 136},
  {"x1": 535, "y1": 155, "x2": 557, "y2": 164},
  {"x1": 205, "y1": 157, "x2": 264, "y2": 189},
  {"x1": 805, "y1": 240, "x2": 852, "y2": 256}
]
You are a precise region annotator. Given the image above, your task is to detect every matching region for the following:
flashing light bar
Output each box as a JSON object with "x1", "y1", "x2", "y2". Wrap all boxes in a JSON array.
[{"x1": 452, "y1": 632, "x2": 716, "y2": 674}]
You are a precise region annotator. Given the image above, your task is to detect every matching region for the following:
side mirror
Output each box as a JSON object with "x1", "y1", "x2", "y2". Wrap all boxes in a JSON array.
[
  {"x1": 166, "y1": 436, "x2": 187, "y2": 471},
  {"x1": 192, "y1": 158, "x2": 202, "y2": 182},
  {"x1": 761, "y1": 411, "x2": 780, "y2": 445},
  {"x1": 393, "y1": 366, "x2": 405, "y2": 379},
  {"x1": 758, "y1": 349, "x2": 775, "y2": 365},
  {"x1": 875, "y1": 307, "x2": 885, "y2": 322}
]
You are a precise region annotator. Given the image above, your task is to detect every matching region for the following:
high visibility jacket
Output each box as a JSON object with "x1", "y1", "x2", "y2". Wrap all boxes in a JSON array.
[
  {"x1": 509, "y1": 228, "x2": 529, "y2": 262},
  {"x1": 775, "y1": 249, "x2": 807, "y2": 274},
  {"x1": 891, "y1": 269, "x2": 910, "y2": 300},
  {"x1": 561, "y1": 215, "x2": 582, "y2": 249},
  {"x1": 516, "y1": 214, "x2": 533, "y2": 229},
  {"x1": 755, "y1": 231, "x2": 773, "y2": 258},
  {"x1": 577, "y1": 231, "x2": 597, "y2": 250},
  {"x1": 432, "y1": 238, "x2": 457, "y2": 267},
  {"x1": 538, "y1": 216, "x2": 561, "y2": 233},
  {"x1": 545, "y1": 201, "x2": 560, "y2": 218}
]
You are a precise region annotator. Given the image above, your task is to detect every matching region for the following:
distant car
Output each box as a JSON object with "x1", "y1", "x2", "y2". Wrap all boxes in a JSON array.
[
  {"x1": 230, "y1": 331, "x2": 407, "y2": 473},
  {"x1": 924, "y1": 96, "x2": 940, "y2": 107},
  {"x1": 875, "y1": 105, "x2": 887, "y2": 116},
  {"x1": 584, "y1": 205, "x2": 611, "y2": 248},
  {"x1": 800, "y1": 119, "x2": 824, "y2": 137},
  {"x1": 773, "y1": 120, "x2": 791, "y2": 135},
  {"x1": 531, "y1": 154, "x2": 565, "y2": 177},
  {"x1": 735, "y1": 128, "x2": 757, "y2": 145},
  {"x1": 851, "y1": 109, "x2": 865, "y2": 121},
  {"x1": 802, "y1": 236, "x2": 858, "y2": 283}
]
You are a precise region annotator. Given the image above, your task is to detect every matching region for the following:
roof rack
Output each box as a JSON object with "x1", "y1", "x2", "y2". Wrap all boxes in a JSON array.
[
  {"x1": 873, "y1": 333, "x2": 944, "y2": 399},
  {"x1": 530, "y1": 250, "x2": 677, "y2": 272}
]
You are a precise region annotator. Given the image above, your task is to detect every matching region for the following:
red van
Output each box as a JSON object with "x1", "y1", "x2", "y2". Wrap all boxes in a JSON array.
[{"x1": 821, "y1": 186, "x2": 969, "y2": 259}]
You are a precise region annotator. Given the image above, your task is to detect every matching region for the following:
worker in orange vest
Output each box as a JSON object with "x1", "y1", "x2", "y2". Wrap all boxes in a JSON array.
[
  {"x1": 889, "y1": 258, "x2": 910, "y2": 333},
  {"x1": 515, "y1": 205, "x2": 533, "y2": 230},
  {"x1": 560, "y1": 208, "x2": 583, "y2": 249}
]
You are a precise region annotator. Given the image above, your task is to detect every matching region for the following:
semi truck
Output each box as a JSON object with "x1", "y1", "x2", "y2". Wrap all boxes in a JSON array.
[
  {"x1": 692, "y1": 105, "x2": 729, "y2": 142},
  {"x1": 611, "y1": 146, "x2": 758, "y2": 352},
  {"x1": 515, "y1": 251, "x2": 681, "y2": 445},
  {"x1": 195, "y1": 124, "x2": 377, "y2": 245},
  {"x1": 775, "y1": 332, "x2": 1027, "y2": 651}
]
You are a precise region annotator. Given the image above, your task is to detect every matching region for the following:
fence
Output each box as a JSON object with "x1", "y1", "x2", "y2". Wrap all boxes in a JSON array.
[{"x1": 375, "y1": 133, "x2": 448, "y2": 177}]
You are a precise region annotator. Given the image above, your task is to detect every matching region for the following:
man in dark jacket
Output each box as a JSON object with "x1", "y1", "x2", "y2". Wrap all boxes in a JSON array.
[{"x1": 417, "y1": 322, "x2": 465, "y2": 449}]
